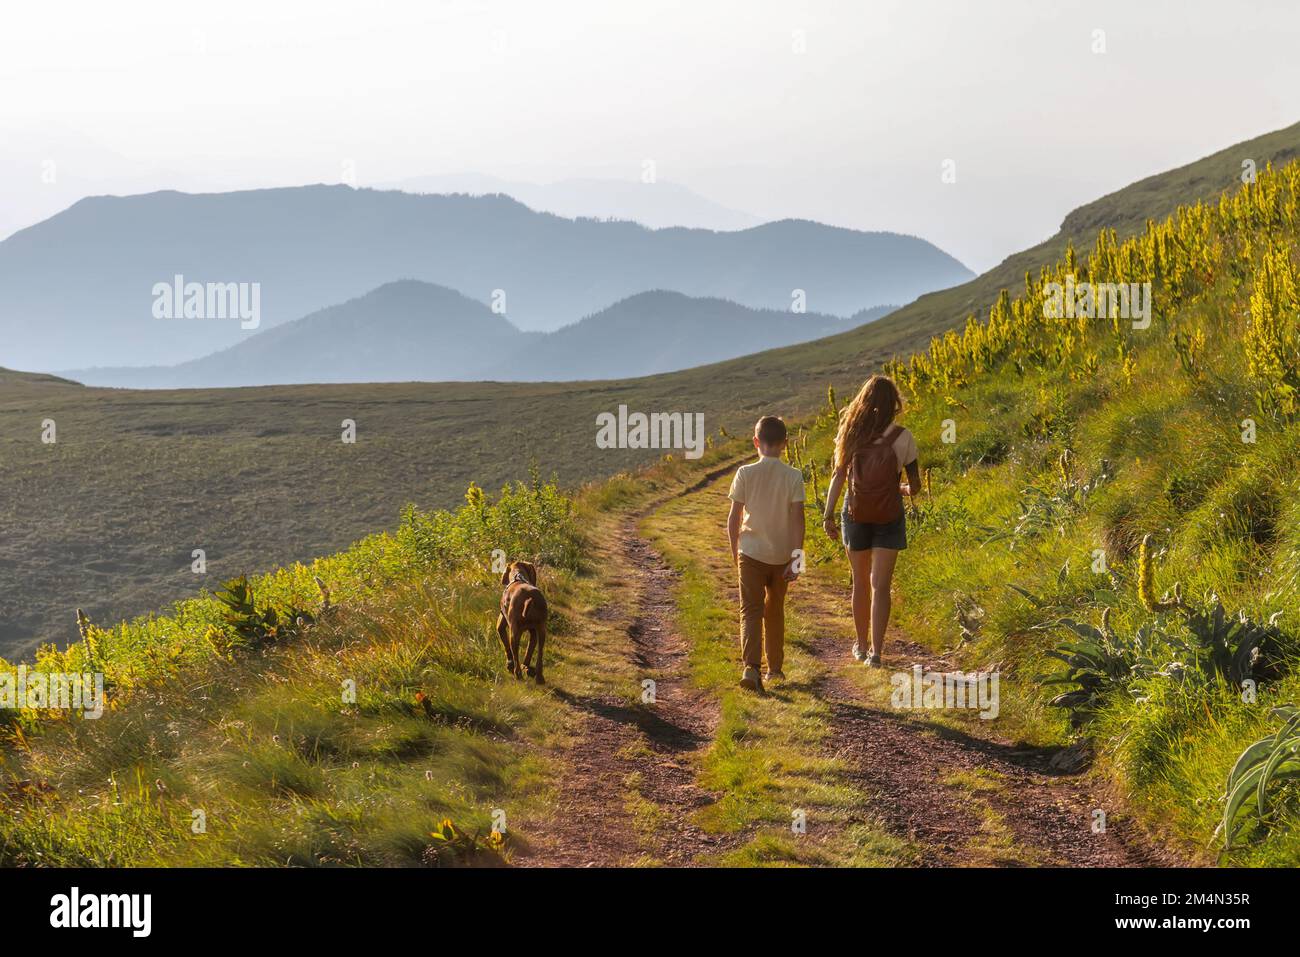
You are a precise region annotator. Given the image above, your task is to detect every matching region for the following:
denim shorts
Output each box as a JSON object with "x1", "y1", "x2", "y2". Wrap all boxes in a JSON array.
[{"x1": 841, "y1": 509, "x2": 907, "y2": 551}]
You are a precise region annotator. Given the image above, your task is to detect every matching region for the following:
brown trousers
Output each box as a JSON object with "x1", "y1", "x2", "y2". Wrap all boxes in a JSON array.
[{"x1": 738, "y1": 554, "x2": 789, "y2": 672}]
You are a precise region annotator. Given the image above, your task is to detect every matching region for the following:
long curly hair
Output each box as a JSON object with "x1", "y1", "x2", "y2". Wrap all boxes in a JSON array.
[{"x1": 834, "y1": 374, "x2": 903, "y2": 471}]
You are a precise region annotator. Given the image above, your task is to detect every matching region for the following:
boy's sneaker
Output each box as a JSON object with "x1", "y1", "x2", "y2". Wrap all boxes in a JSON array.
[
  {"x1": 765, "y1": 670, "x2": 785, "y2": 682},
  {"x1": 851, "y1": 643, "x2": 866, "y2": 662},
  {"x1": 739, "y1": 667, "x2": 765, "y2": 693}
]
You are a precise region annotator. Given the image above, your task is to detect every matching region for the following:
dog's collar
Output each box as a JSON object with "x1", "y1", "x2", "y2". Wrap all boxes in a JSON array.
[{"x1": 508, "y1": 571, "x2": 530, "y2": 586}]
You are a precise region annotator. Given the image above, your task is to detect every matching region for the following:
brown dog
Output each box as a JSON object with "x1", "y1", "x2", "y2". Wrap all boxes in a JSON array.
[{"x1": 496, "y1": 560, "x2": 548, "y2": 684}]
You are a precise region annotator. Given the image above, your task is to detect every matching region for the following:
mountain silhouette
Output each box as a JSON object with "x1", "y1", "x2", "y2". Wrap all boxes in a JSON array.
[
  {"x1": 64, "y1": 282, "x2": 895, "y2": 387},
  {"x1": 499, "y1": 290, "x2": 886, "y2": 381},
  {"x1": 386, "y1": 173, "x2": 761, "y2": 231},
  {"x1": 0, "y1": 185, "x2": 971, "y2": 372}
]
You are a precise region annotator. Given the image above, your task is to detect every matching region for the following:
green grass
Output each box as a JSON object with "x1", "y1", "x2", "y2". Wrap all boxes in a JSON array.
[
  {"x1": 0, "y1": 436, "x2": 781, "y2": 867},
  {"x1": 0, "y1": 480, "x2": 590, "y2": 866},
  {"x1": 814, "y1": 157, "x2": 1300, "y2": 864},
  {"x1": 874, "y1": 362, "x2": 1300, "y2": 863}
]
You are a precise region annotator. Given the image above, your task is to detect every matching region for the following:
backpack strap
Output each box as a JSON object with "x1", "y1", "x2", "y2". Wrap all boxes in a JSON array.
[
  {"x1": 864, "y1": 423, "x2": 901, "y2": 447},
  {"x1": 849, "y1": 424, "x2": 902, "y2": 461}
]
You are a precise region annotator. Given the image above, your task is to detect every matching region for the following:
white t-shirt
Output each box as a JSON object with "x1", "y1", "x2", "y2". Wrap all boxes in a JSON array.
[
  {"x1": 728, "y1": 455, "x2": 806, "y2": 566},
  {"x1": 888, "y1": 426, "x2": 919, "y2": 471}
]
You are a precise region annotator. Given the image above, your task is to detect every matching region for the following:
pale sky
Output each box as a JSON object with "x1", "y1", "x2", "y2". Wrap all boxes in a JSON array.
[{"x1": 3, "y1": 0, "x2": 1298, "y2": 271}]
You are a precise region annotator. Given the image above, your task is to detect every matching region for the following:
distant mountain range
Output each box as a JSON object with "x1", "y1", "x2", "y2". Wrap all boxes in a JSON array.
[
  {"x1": 386, "y1": 173, "x2": 761, "y2": 231},
  {"x1": 0, "y1": 185, "x2": 972, "y2": 373},
  {"x1": 64, "y1": 281, "x2": 895, "y2": 387},
  {"x1": 509, "y1": 291, "x2": 891, "y2": 382}
]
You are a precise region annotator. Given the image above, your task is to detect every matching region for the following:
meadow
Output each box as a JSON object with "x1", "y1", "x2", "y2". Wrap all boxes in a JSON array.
[
  {"x1": 0, "y1": 363, "x2": 863, "y2": 659},
  {"x1": 0, "y1": 475, "x2": 586, "y2": 865},
  {"x1": 854, "y1": 158, "x2": 1300, "y2": 863}
]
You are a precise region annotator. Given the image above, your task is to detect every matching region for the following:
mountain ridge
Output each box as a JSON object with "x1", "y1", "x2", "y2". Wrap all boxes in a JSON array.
[
  {"x1": 61, "y1": 283, "x2": 893, "y2": 388},
  {"x1": 0, "y1": 185, "x2": 971, "y2": 372},
  {"x1": 386, "y1": 172, "x2": 761, "y2": 231}
]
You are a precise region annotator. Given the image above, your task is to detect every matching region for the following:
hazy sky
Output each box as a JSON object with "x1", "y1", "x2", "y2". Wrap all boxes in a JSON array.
[{"x1": 3, "y1": 0, "x2": 1299, "y2": 270}]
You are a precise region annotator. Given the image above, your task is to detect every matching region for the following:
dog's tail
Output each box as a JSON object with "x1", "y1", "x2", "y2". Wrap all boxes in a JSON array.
[{"x1": 522, "y1": 596, "x2": 538, "y2": 621}]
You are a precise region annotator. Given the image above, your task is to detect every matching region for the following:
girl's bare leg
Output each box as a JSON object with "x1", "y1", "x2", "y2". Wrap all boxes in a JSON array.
[
  {"x1": 847, "y1": 547, "x2": 873, "y2": 654},
  {"x1": 868, "y1": 547, "x2": 899, "y2": 657}
]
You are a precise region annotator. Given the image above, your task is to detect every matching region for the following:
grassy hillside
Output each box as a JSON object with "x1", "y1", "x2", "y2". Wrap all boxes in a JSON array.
[
  {"x1": 66, "y1": 286, "x2": 877, "y2": 389},
  {"x1": 4, "y1": 122, "x2": 1298, "y2": 658},
  {"x1": 857, "y1": 155, "x2": 1300, "y2": 863},
  {"x1": 825, "y1": 119, "x2": 1300, "y2": 366},
  {"x1": 0, "y1": 450, "x2": 768, "y2": 866},
  {"x1": 0, "y1": 475, "x2": 589, "y2": 865},
  {"x1": 0, "y1": 367, "x2": 82, "y2": 388},
  {"x1": 0, "y1": 374, "x2": 760, "y2": 657}
]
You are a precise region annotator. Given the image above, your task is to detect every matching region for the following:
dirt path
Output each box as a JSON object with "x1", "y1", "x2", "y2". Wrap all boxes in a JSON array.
[
  {"x1": 661, "y1": 464, "x2": 1178, "y2": 867},
  {"x1": 798, "y1": 590, "x2": 1181, "y2": 866},
  {"x1": 517, "y1": 511, "x2": 738, "y2": 866},
  {"x1": 522, "y1": 464, "x2": 1182, "y2": 867}
]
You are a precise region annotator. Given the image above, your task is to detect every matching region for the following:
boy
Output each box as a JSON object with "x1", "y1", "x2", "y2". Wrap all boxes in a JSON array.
[{"x1": 726, "y1": 415, "x2": 806, "y2": 693}]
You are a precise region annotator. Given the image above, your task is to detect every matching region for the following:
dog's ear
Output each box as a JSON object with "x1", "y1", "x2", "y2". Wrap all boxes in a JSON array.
[
  {"x1": 501, "y1": 564, "x2": 512, "y2": 587},
  {"x1": 519, "y1": 561, "x2": 538, "y2": 585}
]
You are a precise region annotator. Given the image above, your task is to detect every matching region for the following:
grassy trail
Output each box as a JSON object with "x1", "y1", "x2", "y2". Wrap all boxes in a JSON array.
[
  {"x1": 525, "y1": 461, "x2": 1184, "y2": 866},
  {"x1": 515, "y1": 463, "x2": 751, "y2": 866}
]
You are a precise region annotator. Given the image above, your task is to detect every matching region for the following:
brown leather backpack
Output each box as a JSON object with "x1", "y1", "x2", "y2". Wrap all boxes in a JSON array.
[{"x1": 847, "y1": 424, "x2": 903, "y2": 524}]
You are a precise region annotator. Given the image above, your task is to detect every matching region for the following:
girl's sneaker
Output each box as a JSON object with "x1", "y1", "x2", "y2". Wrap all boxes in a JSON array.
[
  {"x1": 863, "y1": 651, "x2": 881, "y2": 668},
  {"x1": 851, "y1": 643, "x2": 866, "y2": 662}
]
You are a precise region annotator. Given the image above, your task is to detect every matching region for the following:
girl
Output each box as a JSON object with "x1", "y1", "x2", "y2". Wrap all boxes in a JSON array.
[{"x1": 822, "y1": 375, "x2": 921, "y2": 667}]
